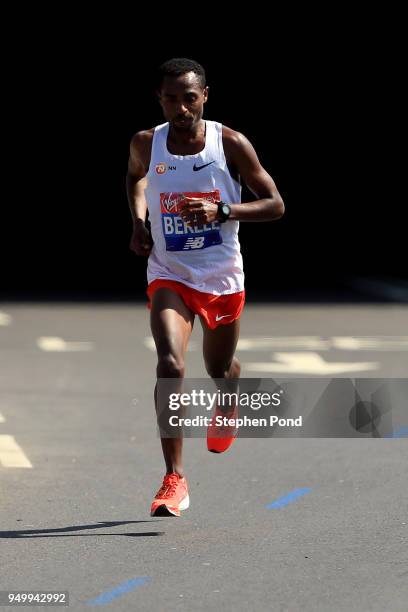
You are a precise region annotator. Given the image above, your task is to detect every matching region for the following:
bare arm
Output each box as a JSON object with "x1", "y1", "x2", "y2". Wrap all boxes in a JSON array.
[
  {"x1": 126, "y1": 133, "x2": 153, "y2": 256},
  {"x1": 126, "y1": 133, "x2": 148, "y2": 225},
  {"x1": 227, "y1": 131, "x2": 285, "y2": 222},
  {"x1": 180, "y1": 130, "x2": 284, "y2": 226}
]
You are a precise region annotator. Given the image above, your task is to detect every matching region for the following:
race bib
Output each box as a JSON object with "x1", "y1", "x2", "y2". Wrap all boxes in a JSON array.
[{"x1": 160, "y1": 190, "x2": 223, "y2": 251}]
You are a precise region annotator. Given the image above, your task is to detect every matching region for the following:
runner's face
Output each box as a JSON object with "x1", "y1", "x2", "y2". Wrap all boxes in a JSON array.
[{"x1": 157, "y1": 73, "x2": 208, "y2": 131}]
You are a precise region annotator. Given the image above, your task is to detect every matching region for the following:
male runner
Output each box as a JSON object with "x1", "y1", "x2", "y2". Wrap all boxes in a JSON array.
[{"x1": 127, "y1": 58, "x2": 284, "y2": 517}]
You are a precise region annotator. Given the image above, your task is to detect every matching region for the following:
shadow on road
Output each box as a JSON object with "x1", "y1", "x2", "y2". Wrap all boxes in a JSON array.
[{"x1": 0, "y1": 520, "x2": 164, "y2": 538}]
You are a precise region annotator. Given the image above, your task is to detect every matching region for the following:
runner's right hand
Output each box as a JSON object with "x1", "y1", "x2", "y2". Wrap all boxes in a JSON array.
[{"x1": 129, "y1": 222, "x2": 153, "y2": 256}]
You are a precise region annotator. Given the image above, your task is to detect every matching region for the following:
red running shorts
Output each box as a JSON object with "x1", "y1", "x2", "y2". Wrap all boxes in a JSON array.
[{"x1": 146, "y1": 279, "x2": 245, "y2": 330}]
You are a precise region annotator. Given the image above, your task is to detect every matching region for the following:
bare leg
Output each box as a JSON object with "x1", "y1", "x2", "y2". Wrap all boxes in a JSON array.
[
  {"x1": 200, "y1": 318, "x2": 241, "y2": 408},
  {"x1": 150, "y1": 288, "x2": 194, "y2": 477}
]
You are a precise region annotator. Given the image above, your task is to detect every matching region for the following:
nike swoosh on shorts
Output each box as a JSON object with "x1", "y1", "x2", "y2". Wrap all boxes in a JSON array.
[{"x1": 215, "y1": 314, "x2": 231, "y2": 321}]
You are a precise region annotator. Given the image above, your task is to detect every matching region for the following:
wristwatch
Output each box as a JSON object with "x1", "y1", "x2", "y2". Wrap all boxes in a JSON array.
[{"x1": 217, "y1": 201, "x2": 231, "y2": 223}]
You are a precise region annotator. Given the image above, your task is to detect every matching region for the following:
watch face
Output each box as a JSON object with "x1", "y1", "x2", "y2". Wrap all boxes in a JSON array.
[{"x1": 222, "y1": 204, "x2": 230, "y2": 216}]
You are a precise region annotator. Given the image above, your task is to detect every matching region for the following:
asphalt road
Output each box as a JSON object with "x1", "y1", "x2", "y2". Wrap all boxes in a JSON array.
[{"x1": 1, "y1": 303, "x2": 407, "y2": 611}]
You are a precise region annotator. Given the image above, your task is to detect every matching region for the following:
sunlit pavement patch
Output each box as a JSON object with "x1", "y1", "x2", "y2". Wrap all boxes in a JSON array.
[
  {"x1": 85, "y1": 578, "x2": 151, "y2": 606},
  {"x1": 266, "y1": 488, "x2": 312, "y2": 509}
]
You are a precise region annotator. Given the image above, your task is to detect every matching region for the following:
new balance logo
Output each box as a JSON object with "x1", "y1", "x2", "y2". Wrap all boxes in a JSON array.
[
  {"x1": 215, "y1": 314, "x2": 231, "y2": 321},
  {"x1": 193, "y1": 161, "x2": 215, "y2": 171},
  {"x1": 183, "y1": 236, "x2": 205, "y2": 250}
]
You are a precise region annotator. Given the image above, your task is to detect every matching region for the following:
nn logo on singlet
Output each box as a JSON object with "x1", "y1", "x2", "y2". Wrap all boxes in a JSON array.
[{"x1": 155, "y1": 163, "x2": 176, "y2": 174}]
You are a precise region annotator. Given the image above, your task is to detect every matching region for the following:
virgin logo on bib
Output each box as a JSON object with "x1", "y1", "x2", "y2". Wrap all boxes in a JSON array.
[{"x1": 160, "y1": 190, "x2": 223, "y2": 251}]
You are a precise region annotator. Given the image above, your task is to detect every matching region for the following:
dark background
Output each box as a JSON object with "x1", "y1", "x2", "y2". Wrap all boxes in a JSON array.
[{"x1": 2, "y1": 18, "x2": 404, "y2": 301}]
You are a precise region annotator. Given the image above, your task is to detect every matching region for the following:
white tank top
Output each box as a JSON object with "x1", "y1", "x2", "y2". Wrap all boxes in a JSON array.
[{"x1": 145, "y1": 120, "x2": 244, "y2": 295}]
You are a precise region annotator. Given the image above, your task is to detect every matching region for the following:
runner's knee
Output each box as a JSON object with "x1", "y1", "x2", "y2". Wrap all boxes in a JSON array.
[
  {"x1": 157, "y1": 354, "x2": 185, "y2": 378},
  {"x1": 205, "y1": 356, "x2": 240, "y2": 379}
]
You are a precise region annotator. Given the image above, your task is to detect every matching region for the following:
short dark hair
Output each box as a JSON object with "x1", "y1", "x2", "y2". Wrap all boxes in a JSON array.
[{"x1": 156, "y1": 58, "x2": 206, "y2": 90}]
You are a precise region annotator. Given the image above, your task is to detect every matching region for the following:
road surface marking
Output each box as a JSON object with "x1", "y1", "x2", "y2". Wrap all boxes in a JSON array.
[
  {"x1": 0, "y1": 311, "x2": 11, "y2": 326},
  {"x1": 0, "y1": 435, "x2": 32, "y2": 468},
  {"x1": 239, "y1": 336, "x2": 408, "y2": 351},
  {"x1": 145, "y1": 335, "x2": 408, "y2": 352},
  {"x1": 332, "y1": 336, "x2": 408, "y2": 350},
  {"x1": 238, "y1": 337, "x2": 330, "y2": 350},
  {"x1": 37, "y1": 337, "x2": 94, "y2": 352},
  {"x1": 266, "y1": 487, "x2": 312, "y2": 509},
  {"x1": 144, "y1": 337, "x2": 197, "y2": 351},
  {"x1": 244, "y1": 352, "x2": 379, "y2": 374},
  {"x1": 86, "y1": 577, "x2": 151, "y2": 606}
]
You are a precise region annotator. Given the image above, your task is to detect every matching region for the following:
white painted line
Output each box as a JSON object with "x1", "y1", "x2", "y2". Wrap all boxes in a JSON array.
[
  {"x1": 332, "y1": 336, "x2": 408, "y2": 351},
  {"x1": 0, "y1": 435, "x2": 32, "y2": 468},
  {"x1": 239, "y1": 336, "x2": 408, "y2": 352},
  {"x1": 36, "y1": 337, "x2": 94, "y2": 352},
  {"x1": 244, "y1": 352, "x2": 379, "y2": 375},
  {"x1": 0, "y1": 413, "x2": 5, "y2": 423},
  {"x1": 237, "y1": 337, "x2": 330, "y2": 351},
  {"x1": 144, "y1": 337, "x2": 197, "y2": 351},
  {"x1": 145, "y1": 334, "x2": 408, "y2": 354},
  {"x1": 144, "y1": 337, "x2": 156, "y2": 351},
  {"x1": 0, "y1": 311, "x2": 12, "y2": 326}
]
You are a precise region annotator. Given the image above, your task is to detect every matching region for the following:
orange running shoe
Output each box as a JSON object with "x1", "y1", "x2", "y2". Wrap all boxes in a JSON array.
[
  {"x1": 207, "y1": 404, "x2": 239, "y2": 453},
  {"x1": 150, "y1": 473, "x2": 189, "y2": 517}
]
